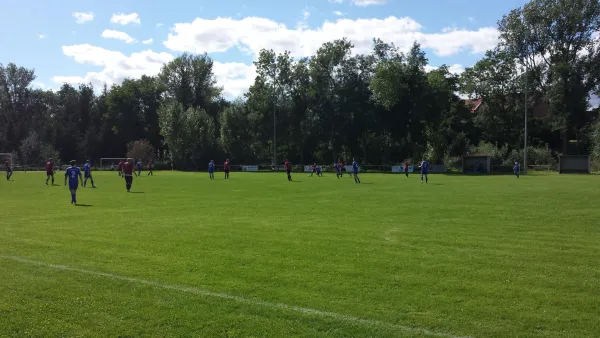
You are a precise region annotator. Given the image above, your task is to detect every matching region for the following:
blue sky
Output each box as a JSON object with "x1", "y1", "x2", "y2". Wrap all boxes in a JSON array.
[{"x1": 1, "y1": 0, "x2": 535, "y2": 99}]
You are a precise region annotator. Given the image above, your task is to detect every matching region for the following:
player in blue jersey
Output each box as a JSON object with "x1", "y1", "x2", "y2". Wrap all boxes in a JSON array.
[
  {"x1": 352, "y1": 158, "x2": 360, "y2": 183},
  {"x1": 419, "y1": 159, "x2": 429, "y2": 184},
  {"x1": 83, "y1": 160, "x2": 96, "y2": 188},
  {"x1": 64, "y1": 160, "x2": 83, "y2": 204},
  {"x1": 333, "y1": 162, "x2": 341, "y2": 178},
  {"x1": 514, "y1": 162, "x2": 520, "y2": 178},
  {"x1": 316, "y1": 165, "x2": 323, "y2": 177},
  {"x1": 208, "y1": 160, "x2": 215, "y2": 180},
  {"x1": 136, "y1": 160, "x2": 143, "y2": 176}
]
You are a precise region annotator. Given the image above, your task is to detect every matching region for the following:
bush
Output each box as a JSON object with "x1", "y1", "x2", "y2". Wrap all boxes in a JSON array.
[
  {"x1": 126, "y1": 139, "x2": 156, "y2": 161},
  {"x1": 443, "y1": 155, "x2": 462, "y2": 171}
]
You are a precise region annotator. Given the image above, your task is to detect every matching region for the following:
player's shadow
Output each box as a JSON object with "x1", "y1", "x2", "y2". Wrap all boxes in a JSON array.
[
  {"x1": 291, "y1": 180, "x2": 303, "y2": 183},
  {"x1": 130, "y1": 191, "x2": 145, "y2": 194},
  {"x1": 360, "y1": 182, "x2": 373, "y2": 184},
  {"x1": 75, "y1": 204, "x2": 93, "y2": 207}
]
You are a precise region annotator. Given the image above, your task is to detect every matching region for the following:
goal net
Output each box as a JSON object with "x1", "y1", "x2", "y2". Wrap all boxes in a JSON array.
[{"x1": 100, "y1": 158, "x2": 129, "y2": 170}]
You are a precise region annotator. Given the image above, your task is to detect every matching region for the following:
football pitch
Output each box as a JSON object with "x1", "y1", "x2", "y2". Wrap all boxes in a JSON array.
[{"x1": 1, "y1": 171, "x2": 599, "y2": 337}]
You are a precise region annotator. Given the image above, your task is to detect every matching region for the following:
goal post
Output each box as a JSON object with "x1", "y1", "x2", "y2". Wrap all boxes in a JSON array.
[
  {"x1": 462, "y1": 155, "x2": 491, "y2": 174},
  {"x1": 100, "y1": 158, "x2": 129, "y2": 170},
  {"x1": 559, "y1": 155, "x2": 590, "y2": 174}
]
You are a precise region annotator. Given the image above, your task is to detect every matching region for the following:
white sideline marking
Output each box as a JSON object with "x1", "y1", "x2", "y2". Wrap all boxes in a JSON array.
[{"x1": 1, "y1": 255, "x2": 471, "y2": 338}]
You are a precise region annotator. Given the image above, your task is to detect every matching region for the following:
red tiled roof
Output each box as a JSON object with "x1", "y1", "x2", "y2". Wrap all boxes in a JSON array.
[{"x1": 463, "y1": 99, "x2": 483, "y2": 112}]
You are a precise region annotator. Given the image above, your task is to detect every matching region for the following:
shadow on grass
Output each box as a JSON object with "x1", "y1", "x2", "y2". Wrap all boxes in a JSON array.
[
  {"x1": 129, "y1": 191, "x2": 145, "y2": 194},
  {"x1": 75, "y1": 204, "x2": 93, "y2": 207},
  {"x1": 291, "y1": 180, "x2": 303, "y2": 183},
  {"x1": 360, "y1": 182, "x2": 373, "y2": 184}
]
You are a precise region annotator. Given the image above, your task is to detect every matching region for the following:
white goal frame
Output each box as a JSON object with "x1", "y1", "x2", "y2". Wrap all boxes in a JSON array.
[{"x1": 100, "y1": 158, "x2": 130, "y2": 170}]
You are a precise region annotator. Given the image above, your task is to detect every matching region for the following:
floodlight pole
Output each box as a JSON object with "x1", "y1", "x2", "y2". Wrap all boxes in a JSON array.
[
  {"x1": 524, "y1": 68, "x2": 528, "y2": 175},
  {"x1": 273, "y1": 90, "x2": 276, "y2": 167}
]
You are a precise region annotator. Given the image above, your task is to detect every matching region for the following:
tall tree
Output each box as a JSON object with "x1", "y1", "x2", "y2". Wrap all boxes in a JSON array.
[{"x1": 498, "y1": 0, "x2": 600, "y2": 152}]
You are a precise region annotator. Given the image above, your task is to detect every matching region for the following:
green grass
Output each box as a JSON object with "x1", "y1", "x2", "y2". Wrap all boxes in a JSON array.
[{"x1": 1, "y1": 170, "x2": 599, "y2": 337}]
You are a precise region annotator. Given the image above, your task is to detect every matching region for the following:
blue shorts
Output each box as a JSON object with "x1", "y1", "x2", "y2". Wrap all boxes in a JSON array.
[
  {"x1": 208, "y1": 170, "x2": 214, "y2": 173},
  {"x1": 69, "y1": 183, "x2": 79, "y2": 190},
  {"x1": 85, "y1": 172, "x2": 92, "y2": 178},
  {"x1": 353, "y1": 170, "x2": 358, "y2": 175},
  {"x1": 421, "y1": 171, "x2": 428, "y2": 175}
]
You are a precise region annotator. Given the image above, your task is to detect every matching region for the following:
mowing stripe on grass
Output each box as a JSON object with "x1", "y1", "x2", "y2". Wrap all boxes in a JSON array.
[{"x1": 1, "y1": 255, "x2": 471, "y2": 338}]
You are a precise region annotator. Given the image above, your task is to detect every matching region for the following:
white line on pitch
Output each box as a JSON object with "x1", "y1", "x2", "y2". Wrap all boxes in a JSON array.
[{"x1": 1, "y1": 255, "x2": 472, "y2": 338}]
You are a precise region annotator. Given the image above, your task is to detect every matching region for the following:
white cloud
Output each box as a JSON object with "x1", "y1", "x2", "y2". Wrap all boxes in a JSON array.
[
  {"x1": 142, "y1": 38, "x2": 154, "y2": 45},
  {"x1": 72, "y1": 12, "x2": 94, "y2": 24},
  {"x1": 101, "y1": 29, "x2": 137, "y2": 44},
  {"x1": 333, "y1": 11, "x2": 345, "y2": 16},
  {"x1": 468, "y1": 17, "x2": 476, "y2": 23},
  {"x1": 156, "y1": 23, "x2": 164, "y2": 28},
  {"x1": 110, "y1": 13, "x2": 141, "y2": 25},
  {"x1": 163, "y1": 16, "x2": 499, "y2": 58},
  {"x1": 38, "y1": 34, "x2": 45, "y2": 39},
  {"x1": 351, "y1": 0, "x2": 387, "y2": 5},
  {"x1": 51, "y1": 44, "x2": 256, "y2": 99},
  {"x1": 424, "y1": 64, "x2": 465, "y2": 74}
]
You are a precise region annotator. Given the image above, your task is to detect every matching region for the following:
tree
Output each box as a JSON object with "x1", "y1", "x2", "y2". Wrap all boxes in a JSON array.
[
  {"x1": 127, "y1": 139, "x2": 156, "y2": 161},
  {"x1": 158, "y1": 101, "x2": 217, "y2": 168},
  {"x1": 220, "y1": 99, "x2": 255, "y2": 163},
  {"x1": 498, "y1": 0, "x2": 600, "y2": 152},
  {"x1": 460, "y1": 49, "x2": 526, "y2": 149}
]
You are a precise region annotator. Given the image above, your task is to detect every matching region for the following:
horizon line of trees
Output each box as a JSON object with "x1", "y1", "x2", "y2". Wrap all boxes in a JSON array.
[{"x1": 1, "y1": 0, "x2": 600, "y2": 170}]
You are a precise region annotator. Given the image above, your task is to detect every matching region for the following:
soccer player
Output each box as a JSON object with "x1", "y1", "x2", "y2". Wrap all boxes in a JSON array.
[
  {"x1": 83, "y1": 160, "x2": 96, "y2": 188},
  {"x1": 45, "y1": 158, "x2": 55, "y2": 185},
  {"x1": 64, "y1": 160, "x2": 83, "y2": 204},
  {"x1": 352, "y1": 158, "x2": 361, "y2": 183},
  {"x1": 284, "y1": 159, "x2": 292, "y2": 181},
  {"x1": 309, "y1": 163, "x2": 317, "y2": 177},
  {"x1": 404, "y1": 159, "x2": 409, "y2": 178},
  {"x1": 136, "y1": 159, "x2": 143, "y2": 176},
  {"x1": 419, "y1": 159, "x2": 429, "y2": 184},
  {"x1": 514, "y1": 161, "x2": 520, "y2": 178},
  {"x1": 4, "y1": 159, "x2": 12, "y2": 181},
  {"x1": 122, "y1": 159, "x2": 135, "y2": 192},
  {"x1": 208, "y1": 160, "x2": 215, "y2": 180},
  {"x1": 316, "y1": 165, "x2": 323, "y2": 177},
  {"x1": 117, "y1": 161, "x2": 124, "y2": 176},
  {"x1": 339, "y1": 160, "x2": 346, "y2": 177},
  {"x1": 333, "y1": 162, "x2": 341, "y2": 178},
  {"x1": 147, "y1": 159, "x2": 153, "y2": 176},
  {"x1": 224, "y1": 159, "x2": 230, "y2": 179}
]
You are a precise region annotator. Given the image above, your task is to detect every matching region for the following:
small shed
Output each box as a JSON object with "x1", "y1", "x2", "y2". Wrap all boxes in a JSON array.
[{"x1": 559, "y1": 155, "x2": 590, "y2": 174}]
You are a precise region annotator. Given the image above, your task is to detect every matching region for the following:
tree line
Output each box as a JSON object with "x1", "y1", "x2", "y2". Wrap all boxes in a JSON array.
[{"x1": 1, "y1": 0, "x2": 599, "y2": 170}]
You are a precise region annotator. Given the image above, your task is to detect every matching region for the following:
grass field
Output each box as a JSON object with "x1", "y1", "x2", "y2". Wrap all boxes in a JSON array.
[{"x1": 1, "y1": 170, "x2": 599, "y2": 337}]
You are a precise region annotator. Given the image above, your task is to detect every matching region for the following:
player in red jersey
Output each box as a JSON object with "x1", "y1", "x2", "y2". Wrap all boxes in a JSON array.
[
  {"x1": 45, "y1": 158, "x2": 55, "y2": 185},
  {"x1": 338, "y1": 160, "x2": 345, "y2": 177},
  {"x1": 224, "y1": 159, "x2": 230, "y2": 179},
  {"x1": 122, "y1": 159, "x2": 135, "y2": 192},
  {"x1": 309, "y1": 163, "x2": 317, "y2": 177},
  {"x1": 284, "y1": 159, "x2": 292, "y2": 181},
  {"x1": 147, "y1": 159, "x2": 153, "y2": 176},
  {"x1": 4, "y1": 160, "x2": 12, "y2": 180},
  {"x1": 117, "y1": 161, "x2": 124, "y2": 176},
  {"x1": 404, "y1": 159, "x2": 409, "y2": 178}
]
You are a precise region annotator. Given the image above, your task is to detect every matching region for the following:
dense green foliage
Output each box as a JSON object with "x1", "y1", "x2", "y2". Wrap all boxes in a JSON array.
[{"x1": 0, "y1": 0, "x2": 598, "y2": 168}]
